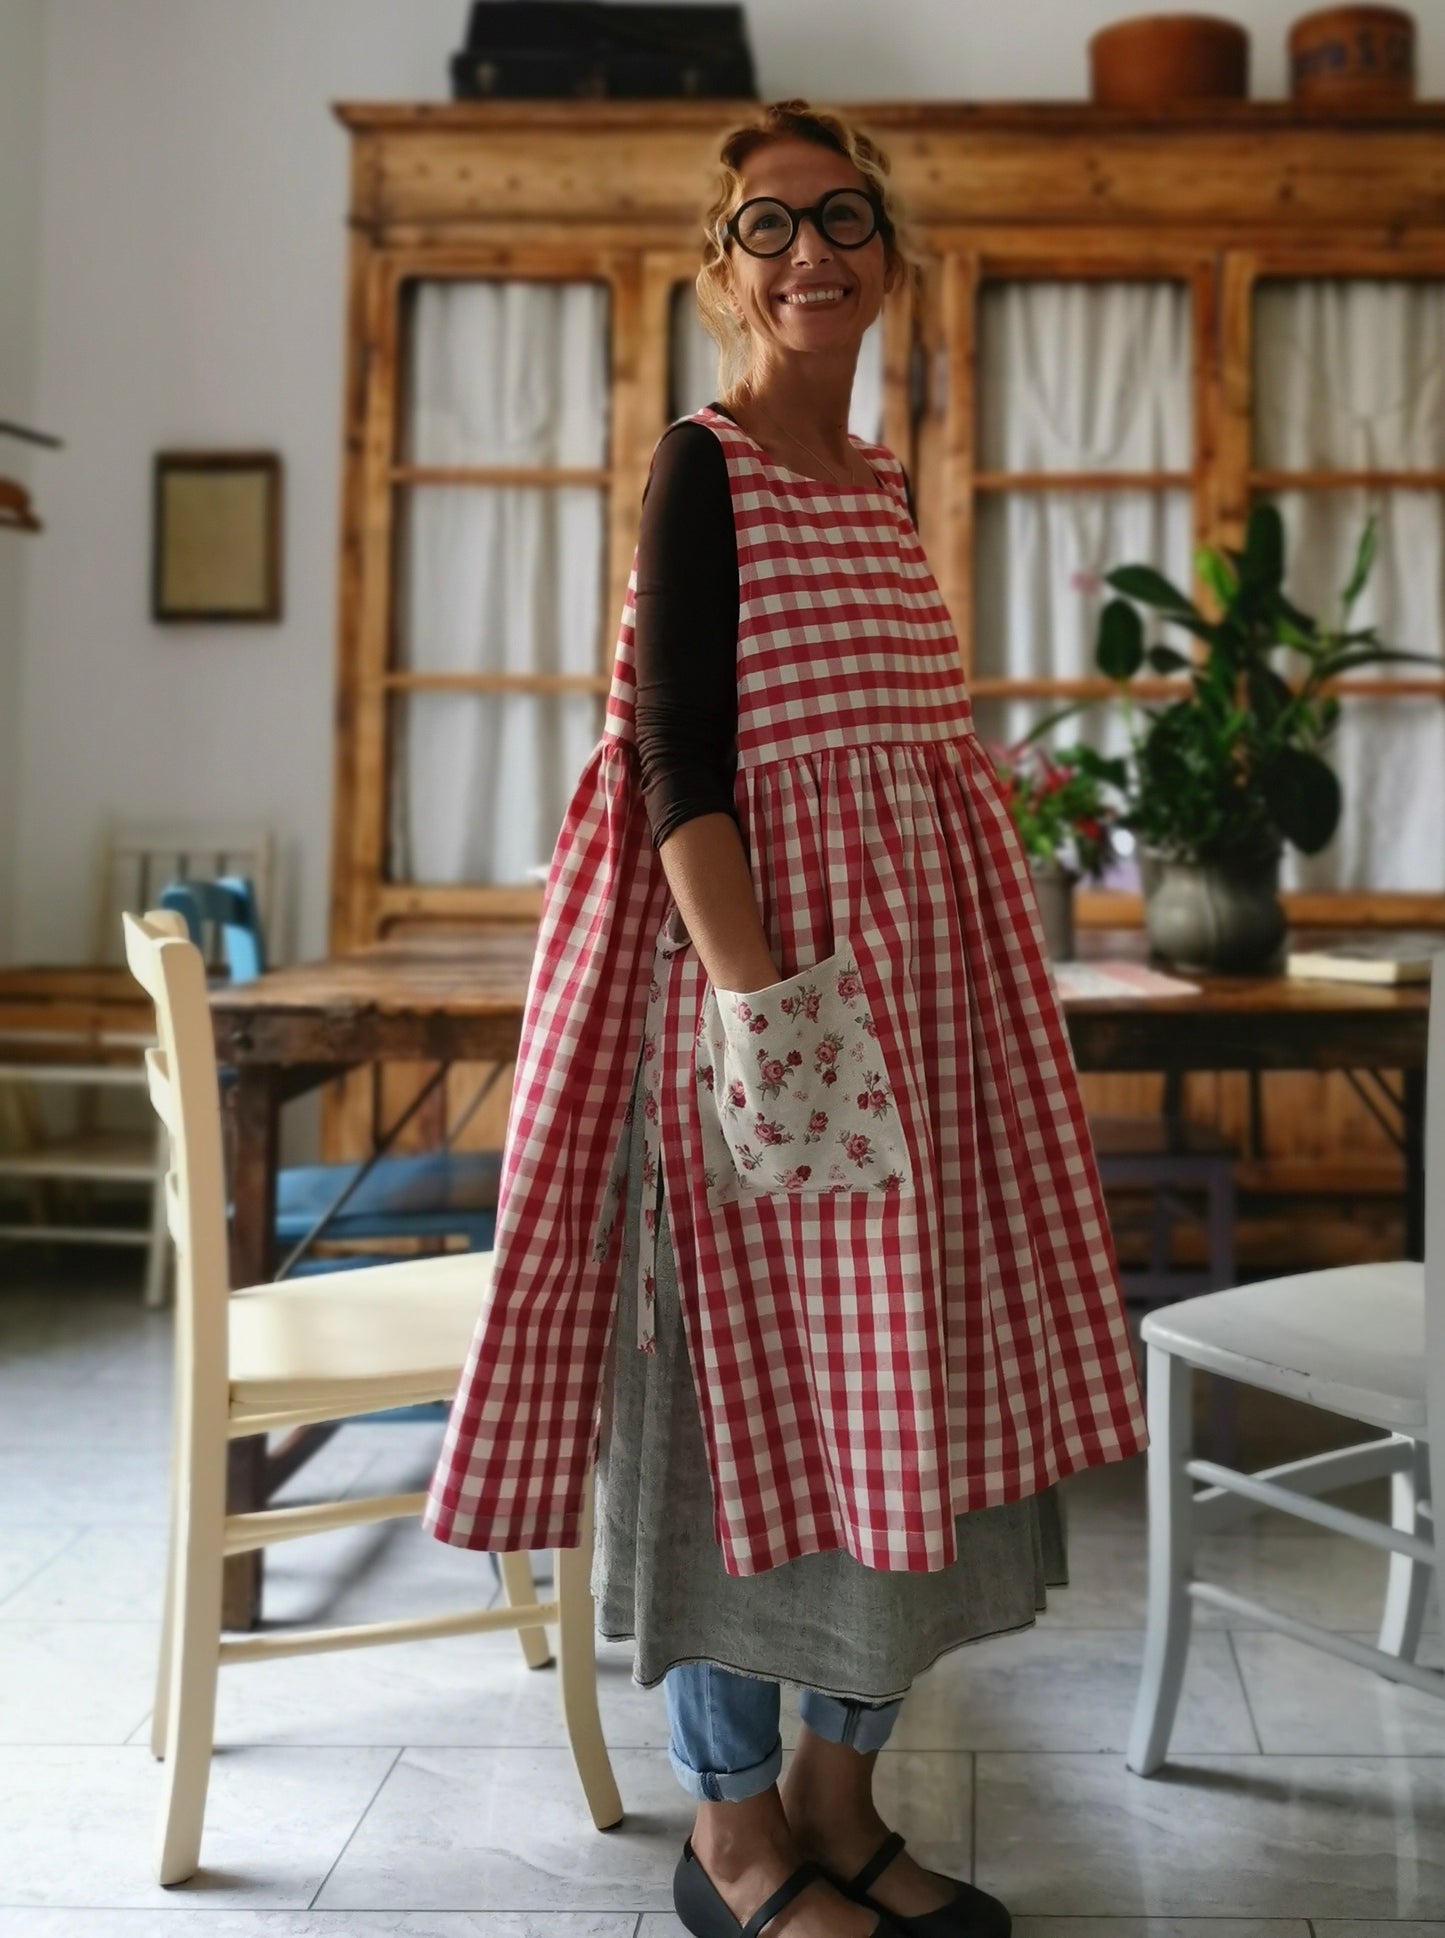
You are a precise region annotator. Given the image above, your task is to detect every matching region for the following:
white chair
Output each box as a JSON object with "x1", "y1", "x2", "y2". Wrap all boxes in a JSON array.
[
  {"x1": 0, "y1": 823, "x2": 275, "y2": 1305},
  {"x1": 123, "y1": 910, "x2": 622, "y2": 1886},
  {"x1": 1128, "y1": 954, "x2": 1443, "y2": 1774}
]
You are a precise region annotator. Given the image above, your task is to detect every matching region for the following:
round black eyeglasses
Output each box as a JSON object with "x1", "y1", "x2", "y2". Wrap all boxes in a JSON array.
[{"x1": 722, "y1": 187, "x2": 888, "y2": 259}]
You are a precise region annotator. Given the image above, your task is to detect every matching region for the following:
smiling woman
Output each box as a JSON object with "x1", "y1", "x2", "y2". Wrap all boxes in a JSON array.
[{"x1": 424, "y1": 95, "x2": 1146, "y2": 1938}]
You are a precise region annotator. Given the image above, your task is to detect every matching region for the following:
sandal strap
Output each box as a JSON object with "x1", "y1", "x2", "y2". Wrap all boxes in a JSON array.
[
  {"x1": 849, "y1": 1829, "x2": 907, "y2": 1897},
  {"x1": 743, "y1": 1856, "x2": 826, "y2": 1937}
]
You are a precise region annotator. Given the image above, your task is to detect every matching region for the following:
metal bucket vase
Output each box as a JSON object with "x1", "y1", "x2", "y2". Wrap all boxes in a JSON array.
[
  {"x1": 1140, "y1": 839, "x2": 1287, "y2": 974},
  {"x1": 1029, "y1": 857, "x2": 1079, "y2": 962}
]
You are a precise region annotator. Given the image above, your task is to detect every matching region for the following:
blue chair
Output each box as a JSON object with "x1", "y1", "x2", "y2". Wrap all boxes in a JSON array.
[{"x1": 159, "y1": 878, "x2": 501, "y2": 1276}]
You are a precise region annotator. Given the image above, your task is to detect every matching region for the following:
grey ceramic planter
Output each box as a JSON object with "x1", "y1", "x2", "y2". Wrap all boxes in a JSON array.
[
  {"x1": 1139, "y1": 839, "x2": 1287, "y2": 974},
  {"x1": 1029, "y1": 857, "x2": 1079, "y2": 961}
]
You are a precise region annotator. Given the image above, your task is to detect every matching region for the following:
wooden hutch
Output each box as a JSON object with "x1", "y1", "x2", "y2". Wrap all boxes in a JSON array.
[{"x1": 325, "y1": 97, "x2": 1445, "y2": 1252}]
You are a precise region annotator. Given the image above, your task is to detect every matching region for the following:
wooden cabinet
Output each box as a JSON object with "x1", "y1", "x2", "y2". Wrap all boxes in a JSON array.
[{"x1": 326, "y1": 99, "x2": 1445, "y2": 1234}]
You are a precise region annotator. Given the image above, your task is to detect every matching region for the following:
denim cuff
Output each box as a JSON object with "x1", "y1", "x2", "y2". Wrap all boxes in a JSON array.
[
  {"x1": 667, "y1": 1731, "x2": 783, "y2": 1802},
  {"x1": 797, "y1": 1689, "x2": 902, "y2": 1754}
]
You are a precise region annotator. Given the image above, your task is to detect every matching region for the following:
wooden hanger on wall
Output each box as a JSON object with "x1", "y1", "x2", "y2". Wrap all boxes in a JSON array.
[{"x1": 0, "y1": 418, "x2": 64, "y2": 533}]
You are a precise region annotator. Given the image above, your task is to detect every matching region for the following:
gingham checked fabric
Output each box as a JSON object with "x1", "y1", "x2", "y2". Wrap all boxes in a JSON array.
[{"x1": 423, "y1": 404, "x2": 1148, "y2": 1575}]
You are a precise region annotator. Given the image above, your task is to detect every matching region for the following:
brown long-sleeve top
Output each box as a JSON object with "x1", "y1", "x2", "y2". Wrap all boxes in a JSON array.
[{"x1": 634, "y1": 401, "x2": 915, "y2": 851}]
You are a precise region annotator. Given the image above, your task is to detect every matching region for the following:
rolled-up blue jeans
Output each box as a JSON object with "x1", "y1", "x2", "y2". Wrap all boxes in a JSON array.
[{"x1": 665, "y1": 1661, "x2": 903, "y2": 1802}]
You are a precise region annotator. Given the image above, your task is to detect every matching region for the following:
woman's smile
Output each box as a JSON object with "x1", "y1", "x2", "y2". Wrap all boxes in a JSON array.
[{"x1": 775, "y1": 284, "x2": 853, "y2": 308}]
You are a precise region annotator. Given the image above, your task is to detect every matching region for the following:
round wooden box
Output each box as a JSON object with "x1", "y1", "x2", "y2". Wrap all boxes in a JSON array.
[
  {"x1": 1288, "y1": 6, "x2": 1416, "y2": 106},
  {"x1": 1088, "y1": 14, "x2": 1251, "y2": 107}
]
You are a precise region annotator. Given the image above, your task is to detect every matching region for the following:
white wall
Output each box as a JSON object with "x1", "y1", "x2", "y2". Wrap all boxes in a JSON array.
[
  {"x1": 0, "y1": 0, "x2": 44, "y2": 962},
  {"x1": 7, "y1": 0, "x2": 1445, "y2": 963}
]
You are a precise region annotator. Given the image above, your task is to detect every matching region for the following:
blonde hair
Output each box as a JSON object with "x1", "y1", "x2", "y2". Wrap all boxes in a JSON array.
[{"x1": 695, "y1": 99, "x2": 924, "y2": 401}]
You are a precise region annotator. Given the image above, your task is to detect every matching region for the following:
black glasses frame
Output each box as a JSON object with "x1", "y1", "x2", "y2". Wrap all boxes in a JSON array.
[{"x1": 722, "y1": 187, "x2": 890, "y2": 259}]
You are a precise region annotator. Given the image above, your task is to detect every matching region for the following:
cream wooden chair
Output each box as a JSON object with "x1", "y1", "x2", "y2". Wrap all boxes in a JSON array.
[
  {"x1": 1127, "y1": 952, "x2": 1443, "y2": 1775},
  {"x1": 123, "y1": 910, "x2": 622, "y2": 1887}
]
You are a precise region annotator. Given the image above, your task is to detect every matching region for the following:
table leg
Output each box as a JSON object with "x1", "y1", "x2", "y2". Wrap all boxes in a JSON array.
[
  {"x1": 223, "y1": 1068, "x2": 280, "y2": 1631},
  {"x1": 1402, "y1": 1066, "x2": 1425, "y2": 1264}
]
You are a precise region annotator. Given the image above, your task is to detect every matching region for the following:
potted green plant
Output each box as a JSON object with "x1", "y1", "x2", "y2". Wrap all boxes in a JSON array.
[
  {"x1": 1016, "y1": 505, "x2": 1440, "y2": 972},
  {"x1": 986, "y1": 737, "x2": 1120, "y2": 960}
]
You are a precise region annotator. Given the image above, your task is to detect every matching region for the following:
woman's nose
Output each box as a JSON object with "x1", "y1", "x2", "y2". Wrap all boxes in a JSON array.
[{"x1": 791, "y1": 216, "x2": 834, "y2": 260}]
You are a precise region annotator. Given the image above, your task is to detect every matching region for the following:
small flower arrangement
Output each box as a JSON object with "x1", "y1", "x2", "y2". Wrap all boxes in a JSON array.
[{"x1": 985, "y1": 737, "x2": 1120, "y2": 881}]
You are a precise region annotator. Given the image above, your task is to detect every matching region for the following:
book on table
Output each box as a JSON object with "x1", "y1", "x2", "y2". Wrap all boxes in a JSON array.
[{"x1": 1284, "y1": 932, "x2": 1445, "y2": 985}]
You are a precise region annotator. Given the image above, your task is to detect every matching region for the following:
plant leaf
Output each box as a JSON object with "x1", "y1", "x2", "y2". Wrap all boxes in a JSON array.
[
  {"x1": 1246, "y1": 664, "x2": 1294, "y2": 728},
  {"x1": 1145, "y1": 643, "x2": 1194, "y2": 675},
  {"x1": 1274, "y1": 615, "x2": 1318, "y2": 653},
  {"x1": 1105, "y1": 564, "x2": 1201, "y2": 615},
  {"x1": 1196, "y1": 546, "x2": 1238, "y2": 610},
  {"x1": 1341, "y1": 514, "x2": 1378, "y2": 612},
  {"x1": 1317, "y1": 645, "x2": 1445, "y2": 679},
  {"x1": 1241, "y1": 504, "x2": 1285, "y2": 591},
  {"x1": 1097, "y1": 597, "x2": 1145, "y2": 680},
  {"x1": 1259, "y1": 745, "x2": 1341, "y2": 854}
]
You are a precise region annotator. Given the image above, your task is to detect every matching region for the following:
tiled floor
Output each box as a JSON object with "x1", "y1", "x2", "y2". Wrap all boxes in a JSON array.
[{"x1": 1, "y1": 1259, "x2": 1442, "y2": 1936}]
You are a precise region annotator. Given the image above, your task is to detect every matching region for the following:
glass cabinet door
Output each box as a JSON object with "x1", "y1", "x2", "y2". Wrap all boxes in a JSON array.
[
  {"x1": 969, "y1": 277, "x2": 1197, "y2": 802},
  {"x1": 387, "y1": 277, "x2": 611, "y2": 887},
  {"x1": 1251, "y1": 275, "x2": 1445, "y2": 894}
]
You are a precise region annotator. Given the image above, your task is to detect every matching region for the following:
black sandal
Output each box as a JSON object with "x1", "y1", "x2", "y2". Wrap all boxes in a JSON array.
[
  {"x1": 675, "y1": 1834, "x2": 904, "y2": 1937},
  {"x1": 828, "y1": 1829, "x2": 1012, "y2": 1938}
]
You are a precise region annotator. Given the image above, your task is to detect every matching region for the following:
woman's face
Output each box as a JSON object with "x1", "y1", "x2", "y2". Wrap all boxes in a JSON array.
[{"x1": 722, "y1": 138, "x2": 887, "y2": 376}]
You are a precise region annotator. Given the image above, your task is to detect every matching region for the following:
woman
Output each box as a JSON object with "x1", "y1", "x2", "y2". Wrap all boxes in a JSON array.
[{"x1": 426, "y1": 100, "x2": 1148, "y2": 1938}]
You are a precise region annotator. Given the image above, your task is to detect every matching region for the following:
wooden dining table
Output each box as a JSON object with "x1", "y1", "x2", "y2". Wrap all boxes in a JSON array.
[{"x1": 207, "y1": 923, "x2": 1432, "y2": 1627}]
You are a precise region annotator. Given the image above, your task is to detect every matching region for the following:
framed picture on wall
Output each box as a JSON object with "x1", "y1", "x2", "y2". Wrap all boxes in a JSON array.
[{"x1": 152, "y1": 450, "x2": 283, "y2": 623}]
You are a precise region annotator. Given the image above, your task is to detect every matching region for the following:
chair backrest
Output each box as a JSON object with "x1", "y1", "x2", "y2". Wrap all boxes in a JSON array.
[
  {"x1": 122, "y1": 910, "x2": 232, "y2": 1407},
  {"x1": 1426, "y1": 952, "x2": 1445, "y2": 1557},
  {"x1": 158, "y1": 877, "x2": 268, "y2": 983},
  {"x1": 97, "y1": 824, "x2": 274, "y2": 968}
]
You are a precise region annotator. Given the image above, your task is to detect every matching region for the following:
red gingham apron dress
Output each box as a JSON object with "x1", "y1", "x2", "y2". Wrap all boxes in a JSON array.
[{"x1": 424, "y1": 404, "x2": 1148, "y2": 1577}]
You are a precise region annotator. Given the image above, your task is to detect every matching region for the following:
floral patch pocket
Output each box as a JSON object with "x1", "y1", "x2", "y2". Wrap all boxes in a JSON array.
[{"x1": 694, "y1": 935, "x2": 912, "y2": 1207}]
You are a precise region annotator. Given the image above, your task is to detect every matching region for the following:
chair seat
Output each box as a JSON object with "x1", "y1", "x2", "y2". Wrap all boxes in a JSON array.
[
  {"x1": 1140, "y1": 1259, "x2": 1426, "y2": 1429},
  {"x1": 274, "y1": 1150, "x2": 501, "y2": 1243},
  {"x1": 1091, "y1": 1114, "x2": 1237, "y2": 1159},
  {"x1": 228, "y1": 1249, "x2": 492, "y2": 1414}
]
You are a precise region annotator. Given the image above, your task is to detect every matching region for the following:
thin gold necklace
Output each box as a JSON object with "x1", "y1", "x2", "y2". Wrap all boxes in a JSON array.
[{"x1": 749, "y1": 399, "x2": 868, "y2": 487}]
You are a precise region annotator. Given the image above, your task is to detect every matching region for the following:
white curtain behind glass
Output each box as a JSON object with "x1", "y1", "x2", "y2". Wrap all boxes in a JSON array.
[
  {"x1": 1255, "y1": 280, "x2": 1445, "y2": 892},
  {"x1": 973, "y1": 283, "x2": 1194, "y2": 891},
  {"x1": 391, "y1": 281, "x2": 609, "y2": 885}
]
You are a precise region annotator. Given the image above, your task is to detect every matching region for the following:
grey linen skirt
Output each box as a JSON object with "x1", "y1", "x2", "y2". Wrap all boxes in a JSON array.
[{"x1": 590, "y1": 1059, "x2": 1069, "y2": 1703}]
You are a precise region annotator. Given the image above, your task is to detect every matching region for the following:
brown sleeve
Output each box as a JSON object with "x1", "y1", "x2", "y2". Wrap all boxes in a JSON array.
[{"x1": 633, "y1": 422, "x2": 741, "y2": 852}]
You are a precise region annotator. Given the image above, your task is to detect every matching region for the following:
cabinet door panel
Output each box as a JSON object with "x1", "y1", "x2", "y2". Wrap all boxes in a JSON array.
[{"x1": 1251, "y1": 277, "x2": 1445, "y2": 894}]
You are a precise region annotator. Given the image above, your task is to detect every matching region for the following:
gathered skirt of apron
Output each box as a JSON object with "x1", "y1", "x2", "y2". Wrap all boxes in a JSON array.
[{"x1": 591, "y1": 1059, "x2": 1070, "y2": 1703}]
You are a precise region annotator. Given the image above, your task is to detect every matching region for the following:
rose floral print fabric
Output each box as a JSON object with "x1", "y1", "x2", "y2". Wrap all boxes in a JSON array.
[{"x1": 694, "y1": 938, "x2": 912, "y2": 1207}]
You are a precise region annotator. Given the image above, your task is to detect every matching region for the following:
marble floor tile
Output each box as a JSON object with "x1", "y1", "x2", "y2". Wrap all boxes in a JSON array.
[
  {"x1": 1043, "y1": 1527, "x2": 1440, "y2": 1634},
  {"x1": 317, "y1": 1744, "x2": 972, "y2": 1915},
  {"x1": 0, "y1": 1444, "x2": 170, "y2": 1524},
  {"x1": 0, "y1": 1744, "x2": 396, "y2": 1908},
  {"x1": 0, "y1": 1523, "x2": 169, "y2": 1622},
  {"x1": 250, "y1": 1517, "x2": 498, "y2": 1630},
  {"x1": 0, "y1": 1523, "x2": 79, "y2": 1605},
  {"x1": 1317, "y1": 1927, "x2": 1445, "y2": 1936},
  {"x1": 0, "y1": 1620, "x2": 158, "y2": 1744},
  {"x1": 1059, "y1": 1457, "x2": 1147, "y2": 1532},
  {"x1": 975, "y1": 1751, "x2": 1445, "y2": 1918},
  {"x1": 0, "y1": 1391, "x2": 173, "y2": 1449},
  {"x1": 313, "y1": 1746, "x2": 688, "y2": 1912},
  {"x1": 1009, "y1": 1926, "x2": 1311, "y2": 1938},
  {"x1": 0, "y1": 1916, "x2": 639, "y2": 1935},
  {"x1": 855, "y1": 1747, "x2": 973, "y2": 1873},
  {"x1": 884, "y1": 1627, "x2": 1256, "y2": 1754},
  {"x1": 1232, "y1": 1627, "x2": 1445, "y2": 1754},
  {"x1": 122, "y1": 1633, "x2": 666, "y2": 1753}
]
